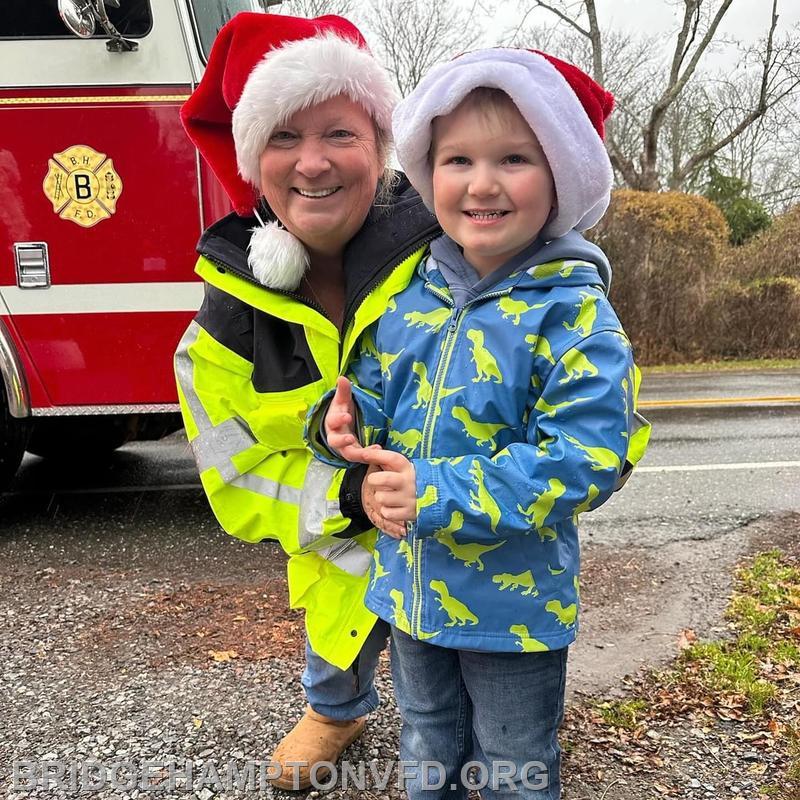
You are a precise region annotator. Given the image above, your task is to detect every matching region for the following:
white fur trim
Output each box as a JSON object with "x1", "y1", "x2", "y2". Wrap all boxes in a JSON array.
[
  {"x1": 392, "y1": 48, "x2": 612, "y2": 239},
  {"x1": 233, "y1": 34, "x2": 397, "y2": 188},
  {"x1": 247, "y1": 221, "x2": 310, "y2": 290}
]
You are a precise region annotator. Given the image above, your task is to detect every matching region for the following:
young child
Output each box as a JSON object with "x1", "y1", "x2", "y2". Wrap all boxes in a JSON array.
[{"x1": 306, "y1": 48, "x2": 649, "y2": 799}]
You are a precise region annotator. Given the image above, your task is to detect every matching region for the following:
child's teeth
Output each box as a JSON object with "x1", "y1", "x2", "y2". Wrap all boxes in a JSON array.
[{"x1": 470, "y1": 211, "x2": 504, "y2": 219}]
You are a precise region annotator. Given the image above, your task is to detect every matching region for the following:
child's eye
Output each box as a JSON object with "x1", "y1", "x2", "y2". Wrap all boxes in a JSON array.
[
  {"x1": 448, "y1": 156, "x2": 470, "y2": 166},
  {"x1": 505, "y1": 154, "x2": 528, "y2": 164}
]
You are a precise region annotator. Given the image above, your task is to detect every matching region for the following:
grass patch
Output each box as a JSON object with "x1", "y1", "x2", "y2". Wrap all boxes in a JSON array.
[
  {"x1": 641, "y1": 358, "x2": 800, "y2": 374},
  {"x1": 593, "y1": 699, "x2": 649, "y2": 730}
]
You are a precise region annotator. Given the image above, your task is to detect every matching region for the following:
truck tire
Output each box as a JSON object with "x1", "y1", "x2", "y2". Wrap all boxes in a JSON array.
[
  {"x1": 26, "y1": 415, "x2": 137, "y2": 462},
  {"x1": 0, "y1": 388, "x2": 29, "y2": 490}
]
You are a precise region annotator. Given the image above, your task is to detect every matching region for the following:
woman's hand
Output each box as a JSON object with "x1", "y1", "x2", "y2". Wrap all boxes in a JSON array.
[
  {"x1": 325, "y1": 376, "x2": 365, "y2": 461},
  {"x1": 361, "y1": 464, "x2": 407, "y2": 539},
  {"x1": 360, "y1": 448, "x2": 417, "y2": 537}
]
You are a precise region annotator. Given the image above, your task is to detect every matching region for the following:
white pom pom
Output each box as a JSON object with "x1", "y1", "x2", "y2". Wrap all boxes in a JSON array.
[{"x1": 247, "y1": 221, "x2": 310, "y2": 291}]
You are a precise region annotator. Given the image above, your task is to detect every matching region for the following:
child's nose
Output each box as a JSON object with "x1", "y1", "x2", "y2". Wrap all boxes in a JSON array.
[{"x1": 467, "y1": 164, "x2": 500, "y2": 197}]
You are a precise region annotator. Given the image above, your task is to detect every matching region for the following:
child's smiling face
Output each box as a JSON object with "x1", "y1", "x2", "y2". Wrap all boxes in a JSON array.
[{"x1": 431, "y1": 93, "x2": 556, "y2": 277}]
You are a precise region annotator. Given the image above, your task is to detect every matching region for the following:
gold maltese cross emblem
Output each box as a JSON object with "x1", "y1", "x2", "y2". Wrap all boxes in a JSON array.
[{"x1": 43, "y1": 145, "x2": 123, "y2": 228}]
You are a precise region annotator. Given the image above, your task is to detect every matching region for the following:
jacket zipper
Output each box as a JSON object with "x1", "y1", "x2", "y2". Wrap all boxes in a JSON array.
[{"x1": 410, "y1": 286, "x2": 511, "y2": 638}]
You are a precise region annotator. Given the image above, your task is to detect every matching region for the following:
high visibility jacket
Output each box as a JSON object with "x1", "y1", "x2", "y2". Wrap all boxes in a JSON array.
[{"x1": 175, "y1": 180, "x2": 439, "y2": 669}]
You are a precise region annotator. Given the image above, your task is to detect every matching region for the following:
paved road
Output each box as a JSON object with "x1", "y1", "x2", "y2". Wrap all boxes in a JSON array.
[{"x1": 640, "y1": 367, "x2": 800, "y2": 405}]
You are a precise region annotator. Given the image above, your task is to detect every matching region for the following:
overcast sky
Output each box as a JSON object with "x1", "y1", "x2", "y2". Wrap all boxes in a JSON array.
[{"x1": 482, "y1": 0, "x2": 799, "y2": 70}]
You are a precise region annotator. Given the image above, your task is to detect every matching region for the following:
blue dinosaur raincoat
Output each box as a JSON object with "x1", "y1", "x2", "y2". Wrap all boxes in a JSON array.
[{"x1": 307, "y1": 233, "x2": 647, "y2": 653}]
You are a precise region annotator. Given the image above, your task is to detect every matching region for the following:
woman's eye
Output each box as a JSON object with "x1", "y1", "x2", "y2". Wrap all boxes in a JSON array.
[
  {"x1": 330, "y1": 129, "x2": 355, "y2": 139},
  {"x1": 270, "y1": 131, "x2": 295, "y2": 142}
]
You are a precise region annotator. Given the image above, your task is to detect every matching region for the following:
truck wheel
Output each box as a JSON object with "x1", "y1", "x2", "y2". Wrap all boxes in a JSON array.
[
  {"x1": 26, "y1": 415, "x2": 137, "y2": 462},
  {"x1": 0, "y1": 389, "x2": 29, "y2": 490}
]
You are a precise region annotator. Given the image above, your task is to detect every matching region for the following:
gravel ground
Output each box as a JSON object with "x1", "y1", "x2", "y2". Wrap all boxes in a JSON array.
[{"x1": 1, "y1": 489, "x2": 796, "y2": 799}]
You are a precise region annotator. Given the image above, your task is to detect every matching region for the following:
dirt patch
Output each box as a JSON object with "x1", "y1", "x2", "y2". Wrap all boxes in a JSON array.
[{"x1": 89, "y1": 578, "x2": 305, "y2": 667}]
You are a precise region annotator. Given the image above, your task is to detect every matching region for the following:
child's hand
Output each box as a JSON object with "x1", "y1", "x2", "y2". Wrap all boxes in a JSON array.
[
  {"x1": 325, "y1": 376, "x2": 364, "y2": 461},
  {"x1": 361, "y1": 448, "x2": 417, "y2": 533},
  {"x1": 361, "y1": 464, "x2": 407, "y2": 539}
]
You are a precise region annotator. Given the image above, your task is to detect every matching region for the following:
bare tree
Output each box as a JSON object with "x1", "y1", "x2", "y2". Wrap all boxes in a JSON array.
[
  {"x1": 515, "y1": 0, "x2": 800, "y2": 193},
  {"x1": 273, "y1": 0, "x2": 355, "y2": 18},
  {"x1": 360, "y1": 0, "x2": 482, "y2": 96}
]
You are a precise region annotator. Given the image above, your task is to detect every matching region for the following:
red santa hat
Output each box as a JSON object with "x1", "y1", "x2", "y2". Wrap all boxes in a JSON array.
[
  {"x1": 181, "y1": 12, "x2": 397, "y2": 289},
  {"x1": 392, "y1": 48, "x2": 615, "y2": 240}
]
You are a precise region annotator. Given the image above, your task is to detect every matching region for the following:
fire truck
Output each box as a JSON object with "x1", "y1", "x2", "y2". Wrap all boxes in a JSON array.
[{"x1": 0, "y1": 0, "x2": 280, "y2": 490}]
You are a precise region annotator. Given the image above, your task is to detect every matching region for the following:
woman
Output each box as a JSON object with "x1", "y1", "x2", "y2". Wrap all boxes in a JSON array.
[{"x1": 175, "y1": 12, "x2": 438, "y2": 792}]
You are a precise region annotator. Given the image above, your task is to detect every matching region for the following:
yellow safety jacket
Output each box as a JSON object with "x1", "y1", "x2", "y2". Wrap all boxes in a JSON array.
[{"x1": 175, "y1": 181, "x2": 439, "y2": 670}]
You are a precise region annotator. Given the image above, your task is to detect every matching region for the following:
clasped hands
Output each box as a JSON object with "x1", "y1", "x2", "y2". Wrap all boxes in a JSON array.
[{"x1": 325, "y1": 377, "x2": 416, "y2": 539}]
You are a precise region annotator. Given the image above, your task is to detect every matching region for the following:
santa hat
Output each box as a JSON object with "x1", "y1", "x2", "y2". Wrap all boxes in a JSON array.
[
  {"x1": 392, "y1": 48, "x2": 614, "y2": 240},
  {"x1": 181, "y1": 12, "x2": 397, "y2": 289}
]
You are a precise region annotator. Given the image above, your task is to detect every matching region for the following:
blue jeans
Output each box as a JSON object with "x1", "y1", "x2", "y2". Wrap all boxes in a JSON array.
[
  {"x1": 390, "y1": 628, "x2": 568, "y2": 800},
  {"x1": 301, "y1": 619, "x2": 390, "y2": 720}
]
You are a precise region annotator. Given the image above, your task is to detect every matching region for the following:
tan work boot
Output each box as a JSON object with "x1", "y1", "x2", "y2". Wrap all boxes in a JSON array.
[{"x1": 268, "y1": 706, "x2": 367, "y2": 791}]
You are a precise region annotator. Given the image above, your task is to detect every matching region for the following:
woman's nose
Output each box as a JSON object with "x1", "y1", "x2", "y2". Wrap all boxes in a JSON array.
[
  {"x1": 468, "y1": 164, "x2": 500, "y2": 197},
  {"x1": 294, "y1": 139, "x2": 331, "y2": 177}
]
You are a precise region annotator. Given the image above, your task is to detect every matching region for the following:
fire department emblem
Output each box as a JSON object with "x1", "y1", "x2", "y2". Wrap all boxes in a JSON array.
[{"x1": 43, "y1": 145, "x2": 123, "y2": 228}]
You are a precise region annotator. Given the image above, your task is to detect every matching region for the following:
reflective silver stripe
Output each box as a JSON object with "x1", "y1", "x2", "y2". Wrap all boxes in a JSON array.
[
  {"x1": 229, "y1": 472, "x2": 301, "y2": 505},
  {"x1": 192, "y1": 416, "x2": 257, "y2": 483},
  {"x1": 175, "y1": 322, "x2": 263, "y2": 484},
  {"x1": 317, "y1": 539, "x2": 373, "y2": 577},
  {"x1": 299, "y1": 460, "x2": 342, "y2": 548}
]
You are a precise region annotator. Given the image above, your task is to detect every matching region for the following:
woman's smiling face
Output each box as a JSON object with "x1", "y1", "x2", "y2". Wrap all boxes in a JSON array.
[{"x1": 258, "y1": 94, "x2": 382, "y2": 259}]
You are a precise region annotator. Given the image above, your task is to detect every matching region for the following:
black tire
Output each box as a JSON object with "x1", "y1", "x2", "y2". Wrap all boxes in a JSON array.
[
  {"x1": 26, "y1": 414, "x2": 137, "y2": 462},
  {"x1": 0, "y1": 388, "x2": 29, "y2": 490}
]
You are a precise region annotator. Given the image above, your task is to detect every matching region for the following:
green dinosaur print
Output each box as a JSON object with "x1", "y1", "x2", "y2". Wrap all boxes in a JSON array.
[
  {"x1": 563, "y1": 291, "x2": 598, "y2": 338},
  {"x1": 362, "y1": 424, "x2": 377, "y2": 445},
  {"x1": 360, "y1": 328, "x2": 380, "y2": 361},
  {"x1": 430, "y1": 579, "x2": 479, "y2": 627},
  {"x1": 387, "y1": 297, "x2": 397, "y2": 313},
  {"x1": 536, "y1": 436, "x2": 556, "y2": 457},
  {"x1": 538, "y1": 526, "x2": 557, "y2": 543},
  {"x1": 572, "y1": 483, "x2": 599, "y2": 523},
  {"x1": 388, "y1": 427, "x2": 423, "y2": 458},
  {"x1": 465, "y1": 329, "x2": 503, "y2": 384},
  {"x1": 379, "y1": 348, "x2": 404, "y2": 380},
  {"x1": 411, "y1": 362, "x2": 463, "y2": 412},
  {"x1": 545, "y1": 599, "x2": 577, "y2": 628},
  {"x1": 517, "y1": 478, "x2": 566, "y2": 529},
  {"x1": 534, "y1": 394, "x2": 590, "y2": 418},
  {"x1": 434, "y1": 510, "x2": 464, "y2": 536},
  {"x1": 524, "y1": 334, "x2": 556, "y2": 365},
  {"x1": 403, "y1": 307, "x2": 452, "y2": 333},
  {"x1": 532, "y1": 374, "x2": 542, "y2": 391},
  {"x1": 428, "y1": 456, "x2": 467, "y2": 466},
  {"x1": 564, "y1": 433, "x2": 621, "y2": 471},
  {"x1": 559, "y1": 346, "x2": 599, "y2": 384},
  {"x1": 436, "y1": 531, "x2": 505, "y2": 572},
  {"x1": 468, "y1": 460, "x2": 502, "y2": 534},
  {"x1": 529, "y1": 260, "x2": 576, "y2": 279},
  {"x1": 390, "y1": 588, "x2": 411, "y2": 633},
  {"x1": 452, "y1": 407, "x2": 510, "y2": 450},
  {"x1": 397, "y1": 539, "x2": 413, "y2": 570},
  {"x1": 548, "y1": 564, "x2": 566, "y2": 575},
  {"x1": 509, "y1": 624, "x2": 550, "y2": 652},
  {"x1": 418, "y1": 484, "x2": 438, "y2": 511},
  {"x1": 371, "y1": 550, "x2": 389, "y2": 589},
  {"x1": 497, "y1": 295, "x2": 544, "y2": 325},
  {"x1": 492, "y1": 569, "x2": 538, "y2": 596}
]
